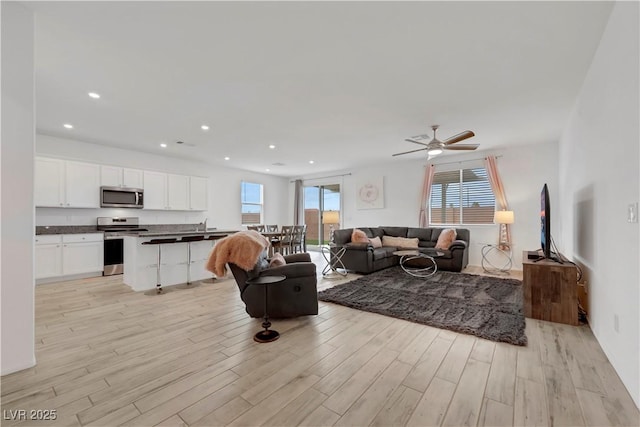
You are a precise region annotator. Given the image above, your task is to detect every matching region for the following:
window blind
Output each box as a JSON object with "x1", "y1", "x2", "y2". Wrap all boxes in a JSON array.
[{"x1": 429, "y1": 167, "x2": 495, "y2": 225}]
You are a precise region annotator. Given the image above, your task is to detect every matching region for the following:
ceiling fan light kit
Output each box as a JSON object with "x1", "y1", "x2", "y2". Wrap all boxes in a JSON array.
[{"x1": 393, "y1": 124, "x2": 478, "y2": 158}]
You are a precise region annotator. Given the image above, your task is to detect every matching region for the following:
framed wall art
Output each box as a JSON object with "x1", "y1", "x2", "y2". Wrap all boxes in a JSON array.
[{"x1": 355, "y1": 176, "x2": 384, "y2": 209}]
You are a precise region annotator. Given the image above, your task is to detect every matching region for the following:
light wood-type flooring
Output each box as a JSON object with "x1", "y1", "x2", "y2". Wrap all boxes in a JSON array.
[{"x1": 2, "y1": 252, "x2": 638, "y2": 426}]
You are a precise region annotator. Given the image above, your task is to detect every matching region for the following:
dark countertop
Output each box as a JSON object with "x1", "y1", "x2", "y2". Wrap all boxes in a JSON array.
[
  {"x1": 36, "y1": 225, "x2": 101, "y2": 235},
  {"x1": 36, "y1": 224, "x2": 237, "y2": 237},
  {"x1": 136, "y1": 230, "x2": 236, "y2": 238}
]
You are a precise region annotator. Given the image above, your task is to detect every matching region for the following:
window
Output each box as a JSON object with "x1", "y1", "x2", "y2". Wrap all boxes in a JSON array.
[
  {"x1": 241, "y1": 181, "x2": 263, "y2": 224},
  {"x1": 429, "y1": 167, "x2": 495, "y2": 225}
]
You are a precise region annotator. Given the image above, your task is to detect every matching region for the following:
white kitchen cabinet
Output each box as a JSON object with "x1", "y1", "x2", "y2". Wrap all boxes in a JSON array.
[
  {"x1": 167, "y1": 174, "x2": 189, "y2": 210},
  {"x1": 35, "y1": 157, "x2": 100, "y2": 208},
  {"x1": 143, "y1": 170, "x2": 167, "y2": 210},
  {"x1": 189, "y1": 176, "x2": 208, "y2": 211},
  {"x1": 35, "y1": 157, "x2": 64, "y2": 207},
  {"x1": 122, "y1": 168, "x2": 144, "y2": 188},
  {"x1": 35, "y1": 233, "x2": 103, "y2": 281},
  {"x1": 101, "y1": 166, "x2": 144, "y2": 189},
  {"x1": 62, "y1": 236, "x2": 104, "y2": 275},
  {"x1": 144, "y1": 172, "x2": 192, "y2": 210},
  {"x1": 65, "y1": 161, "x2": 100, "y2": 208},
  {"x1": 35, "y1": 235, "x2": 63, "y2": 279}
]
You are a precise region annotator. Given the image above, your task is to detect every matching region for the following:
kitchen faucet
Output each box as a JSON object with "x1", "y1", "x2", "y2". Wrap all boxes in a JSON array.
[{"x1": 199, "y1": 218, "x2": 208, "y2": 231}]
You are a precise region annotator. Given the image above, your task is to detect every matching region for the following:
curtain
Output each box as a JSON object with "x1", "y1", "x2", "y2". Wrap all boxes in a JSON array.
[
  {"x1": 293, "y1": 179, "x2": 303, "y2": 225},
  {"x1": 485, "y1": 156, "x2": 511, "y2": 248},
  {"x1": 419, "y1": 164, "x2": 435, "y2": 227}
]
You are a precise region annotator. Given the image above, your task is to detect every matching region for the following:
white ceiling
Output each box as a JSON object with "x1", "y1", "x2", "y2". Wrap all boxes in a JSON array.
[{"x1": 30, "y1": 1, "x2": 613, "y2": 177}]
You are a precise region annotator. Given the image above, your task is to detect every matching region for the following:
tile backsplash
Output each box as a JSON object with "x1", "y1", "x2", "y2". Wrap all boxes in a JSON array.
[{"x1": 36, "y1": 208, "x2": 205, "y2": 226}]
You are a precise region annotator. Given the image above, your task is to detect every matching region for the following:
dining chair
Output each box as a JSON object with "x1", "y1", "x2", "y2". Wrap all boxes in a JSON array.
[
  {"x1": 247, "y1": 225, "x2": 266, "y2": 232},
  {"x1": 266, "y1": 224, "x2": 279, "y2": 232},
  {"x1": 291, "y1": 225, "x2": 306, "y2": 254},
  {"x1": 273, "y1": 225, "x2": 294, "y2": 255}
]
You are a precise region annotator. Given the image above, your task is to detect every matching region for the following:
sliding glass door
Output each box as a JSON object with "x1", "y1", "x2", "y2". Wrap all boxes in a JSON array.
[{"x1": 304, "y1": 183, "x2": 341, "y2": 248}]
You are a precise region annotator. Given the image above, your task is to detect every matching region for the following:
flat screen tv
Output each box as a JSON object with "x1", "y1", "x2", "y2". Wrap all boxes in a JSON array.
[{"x1": 540, "y1": 183, "x2": 551, "y2": 259}]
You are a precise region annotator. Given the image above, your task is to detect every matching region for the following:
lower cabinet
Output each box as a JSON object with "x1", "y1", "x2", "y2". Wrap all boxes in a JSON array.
[
  {"x1": 35, "y1": 234, "x2": 104, "y2": 282},
  {"x1": 35, "y1": 235, "x2": 63, "y2": 279}
]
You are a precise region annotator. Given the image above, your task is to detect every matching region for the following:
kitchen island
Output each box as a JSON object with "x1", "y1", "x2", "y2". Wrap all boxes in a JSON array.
[{"x1": 123, "y1": 230, "x2": 235, "y2": 291}]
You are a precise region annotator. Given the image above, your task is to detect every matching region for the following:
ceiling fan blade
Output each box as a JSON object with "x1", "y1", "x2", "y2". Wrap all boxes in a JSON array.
[
  {"x1": 443, "y1": 144, "x2": 480, "y2": 151},
  {"x1": 443, "y1": 130, "x2": 475, "y2": 145},
  {"x1": 405, "y1": 138, "x2": 429, "y2": 146},
  {"x1": 392, "y1": 147, "x2": 428, "y2": 156}
]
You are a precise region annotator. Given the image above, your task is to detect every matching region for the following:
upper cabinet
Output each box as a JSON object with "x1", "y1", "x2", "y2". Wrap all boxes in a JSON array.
[
  {"x1": 65, "y1": 161, "x2": 101, "y2": 207},
  {"x1": 36, "y1": 156, "x2": 207, "y2": 211},
  {"x1": 35, "y1": 157, "x2": 64, "y2": 207},
  {"x1": 100, "y1": 166, "x2": 144, "y2": 189},
  {"x1": 167, "y1": 174, "x2": 189, "y2": 211},
  {"x1": 143, "y1": 172, "x2": 202, "y2": 210},
  {"x1": 143, "y1": 170, "x2": 167, "y2": 210},
  {"x1": 189, "y1": 176, "x2": 208, "y2": 211},
  {"x1": 35, "y1": 157, "x2": 100, "y2": 208}
]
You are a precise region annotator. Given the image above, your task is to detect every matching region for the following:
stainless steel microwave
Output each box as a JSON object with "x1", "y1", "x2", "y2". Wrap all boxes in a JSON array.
[{"x1": 100, "y1": 186, "x2": 144, "y2": 209}]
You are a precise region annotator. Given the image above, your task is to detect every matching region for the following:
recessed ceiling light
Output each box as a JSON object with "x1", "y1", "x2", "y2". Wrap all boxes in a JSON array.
[
  {"x1": 201, "y1": 125, "x2": 209, "y2": 131},
  {"x1": 265, "y1": 168, "x2": 270, "y2": 172},
  {"x1": 309, "y1": 160, "x2": 314, "y2": 164},
  {"x1": 160, "y1": 143, "x2": 167, "y2": 148},
  {"x1": 269, "y1": 144, "x2": 276, "y2": 149},
  {"x1": 224, "y1": 156, "x2": 230, "y2": 161},
  {"x1": 88, "y1": 92, "x2": 100, "y2": 99},
  {"x1": 63, "y1": 123, "x2": 73, "y2": 129}
]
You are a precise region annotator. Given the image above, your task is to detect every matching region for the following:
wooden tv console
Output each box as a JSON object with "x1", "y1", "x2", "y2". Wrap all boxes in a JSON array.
[{"x1": 522, "y1": 251, "x2": 578, "y2": 326}]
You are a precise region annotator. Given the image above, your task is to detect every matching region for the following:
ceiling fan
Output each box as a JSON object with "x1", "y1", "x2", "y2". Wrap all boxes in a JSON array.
[{"x1": 393, "y1": 125, "x2": 478, "y2": 158}]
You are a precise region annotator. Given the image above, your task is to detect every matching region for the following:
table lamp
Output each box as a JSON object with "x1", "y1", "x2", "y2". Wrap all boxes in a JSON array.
[
  {"x1": 494, "y1": 210, "x2": 514, "y2": 247},
  {"x1": 322, "y1": 211, "x2": 340, "y2": 244}
]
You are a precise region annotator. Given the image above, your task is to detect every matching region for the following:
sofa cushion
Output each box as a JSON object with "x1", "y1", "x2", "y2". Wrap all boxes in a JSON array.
[
  {"x1": 351, "y1": 228, "x2": 370, "y2": 243},
  {"x1": 418, "y1": 240, "x2": 436, "y2": 248},
  {"x1": 269, "y1": 252, "x2": 286, "y2": 268},
  {"x1": 435, "y1": 228, "x2": 457, "y2": 249},
  {"x1": 373, "y1": 247, "x2": 398, "y2": 260},
  {"x1": 333, "y1": 228, "x2": 353, "y2": 245},
  {"x1": 369, "y1": 236, "x2": 382, "y2": 248},
  {"x1": 380, "y1": 226, "x2": 408, "y2": 237},
  {"x1": 407, "y1": 228, "x2": 433, "y2": 242},
  {"x1": 382, "y1": 235, "x2": 419, "y2": 248}
]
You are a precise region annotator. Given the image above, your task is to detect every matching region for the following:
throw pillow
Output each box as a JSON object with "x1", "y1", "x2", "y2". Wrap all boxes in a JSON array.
[
  {"x1": 351, "y1": 228, "x2": 370, "y2": 243},
  {"x1": 369, "y1": 236, "x2": 382, "y2": 248},
  {"x1": 435, "y1": 228, "x2": 457, "y2": 250},
  {"x1": 381, "y1": 235, "x2": 419, "y2": 248},
  {"x1": 269, "y1": 252, "x2": 286, "y2": 268}
]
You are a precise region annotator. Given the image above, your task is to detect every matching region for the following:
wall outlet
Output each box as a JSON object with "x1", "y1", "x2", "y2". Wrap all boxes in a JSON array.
[
  {"x1": 629, "y1": 202, "x2": 638, "y2": 223},
  {"x1": 614, "y1": 314, "x2": 619, "y2": 333}
]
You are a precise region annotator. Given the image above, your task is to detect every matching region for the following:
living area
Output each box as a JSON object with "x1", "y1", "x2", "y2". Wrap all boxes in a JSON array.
[{"x1": 2, "y1": 1, "x2": 639, "y2": 426}]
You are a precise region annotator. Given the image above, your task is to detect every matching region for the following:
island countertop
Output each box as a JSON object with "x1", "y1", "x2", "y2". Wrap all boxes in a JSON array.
[{"x1": 135, "y1": 229, "x2": 237, "y2": 238}]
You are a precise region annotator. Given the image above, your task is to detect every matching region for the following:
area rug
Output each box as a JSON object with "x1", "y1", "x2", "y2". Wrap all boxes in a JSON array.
[{"x1": 318, "y1": 267, "x2": 527, "y2": 345}]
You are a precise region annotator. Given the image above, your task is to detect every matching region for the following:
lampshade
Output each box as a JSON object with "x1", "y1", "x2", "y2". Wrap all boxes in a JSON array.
[
  {"x1": 322, "y1": 211, "x2": 340, "y2": 224},
  {"x1": 494, "y1": 210, "x2": 514, "y2": 224}
]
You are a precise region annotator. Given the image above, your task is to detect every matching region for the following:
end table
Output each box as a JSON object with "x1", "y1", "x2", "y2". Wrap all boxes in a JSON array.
[
  {"x1": 481, "y1": 243, "x2": 513, "y2": 273},
  {"x1": 246, "y1": 275, "x2": 286, "y2": 343},
  {"x1": 321, "y1": 244, "x2": 347, "y2": 277}
]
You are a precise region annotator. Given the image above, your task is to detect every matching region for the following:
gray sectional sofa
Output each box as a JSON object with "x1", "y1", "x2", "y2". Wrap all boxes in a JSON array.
[{"x1": 332, "y1": 226, "x2": 470, "y2": 274}]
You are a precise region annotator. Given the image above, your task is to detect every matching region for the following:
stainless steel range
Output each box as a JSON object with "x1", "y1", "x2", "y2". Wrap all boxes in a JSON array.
[{"x1": 97, "y1": 217, "x2": 148, "y2": 276}]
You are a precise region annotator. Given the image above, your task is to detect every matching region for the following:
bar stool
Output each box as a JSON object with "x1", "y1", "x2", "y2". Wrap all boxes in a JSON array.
[
  {"x1": 176, "y1": 235, "x2": 205, "y2": 289},
  {"x1": 141, "y1": 238, "x2": 178, "y2": 295},
  {"x1": 200, "y1": 234, "x2": 228, "y2": 283}
]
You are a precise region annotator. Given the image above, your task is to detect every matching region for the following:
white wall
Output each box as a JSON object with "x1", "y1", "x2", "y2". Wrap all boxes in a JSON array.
[
  {"x1": 1, "y1": 2, "x2": 36, "y2": 375},
  {"x1": 36, "y1": 134, "x2": 290, "y2": 229},
  {"x1": 297, "y1": 141, "x2": 559, "y2": 269},
  {"x1": 558, "y1": 2, "x2": 639, "y2": 407}
]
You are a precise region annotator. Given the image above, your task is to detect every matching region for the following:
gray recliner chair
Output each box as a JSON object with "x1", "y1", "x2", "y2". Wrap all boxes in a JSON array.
[{"x1": 228, "y1": 252, "x2": 318, "y2": 318}]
